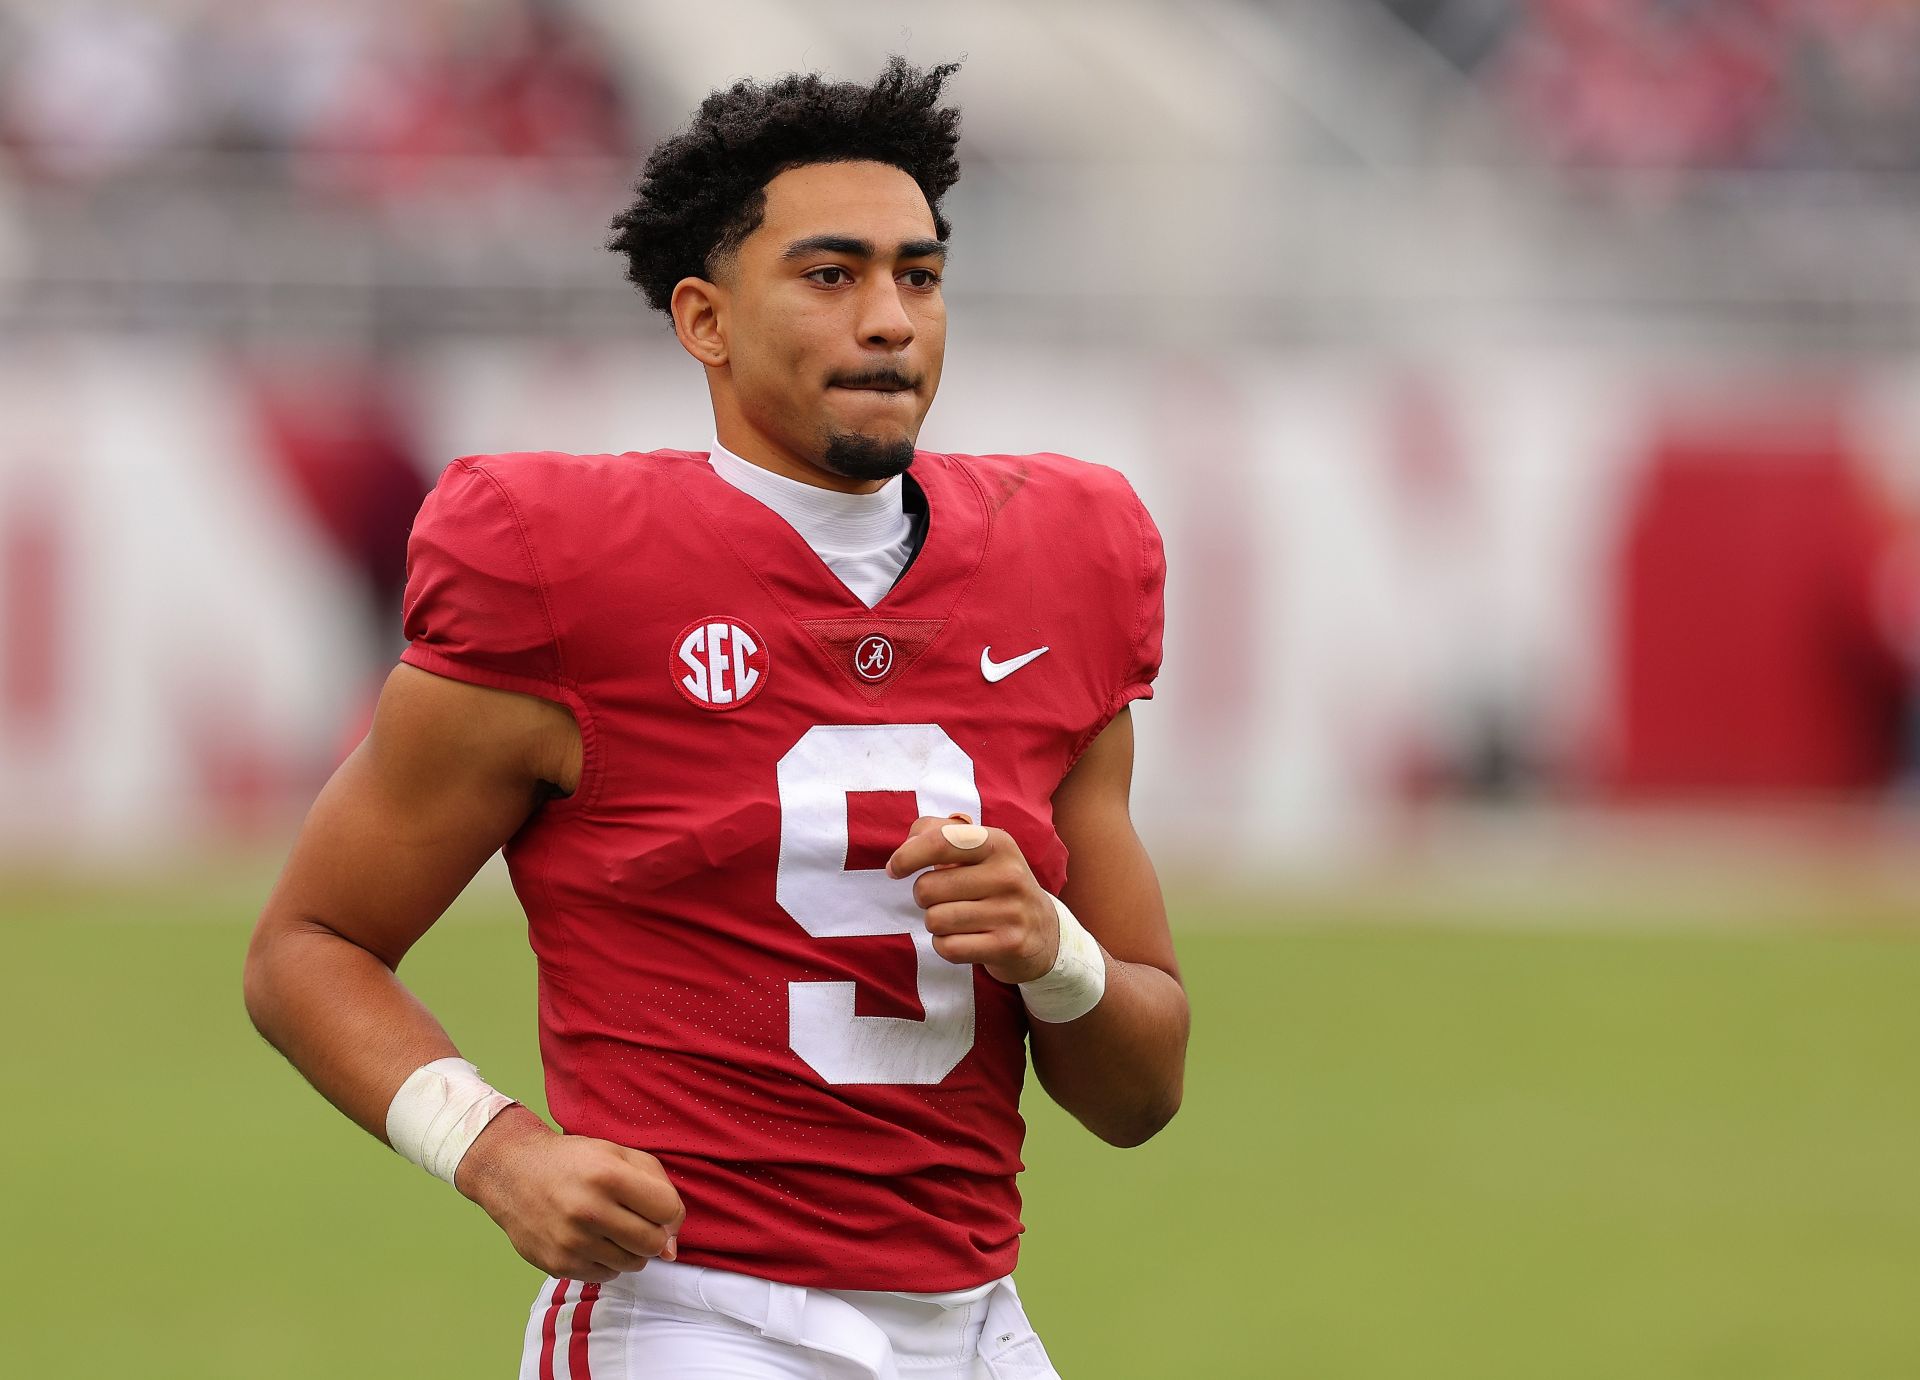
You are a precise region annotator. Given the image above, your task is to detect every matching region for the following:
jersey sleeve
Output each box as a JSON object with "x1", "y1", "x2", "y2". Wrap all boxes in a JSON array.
[
  {"x1": 1116, "y1": 480, "x2": 1166, "y2": 712},
  {"x1": 399, "y1": 459, "x2": 571, "y2": 702},
  {"x1": 1066, "y1": 470, "x2": 1166, "y2": 765}
]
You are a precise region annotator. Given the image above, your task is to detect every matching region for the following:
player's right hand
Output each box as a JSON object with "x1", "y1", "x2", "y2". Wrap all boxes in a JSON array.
[{"x1": 453, "y1": 1105, "x2": 686, "y2": 1284}]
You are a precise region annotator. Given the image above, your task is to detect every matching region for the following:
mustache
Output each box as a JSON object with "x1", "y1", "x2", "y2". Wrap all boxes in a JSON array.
[{"x1": 829, "y1": 366, "x2": 919, "y2": 391}]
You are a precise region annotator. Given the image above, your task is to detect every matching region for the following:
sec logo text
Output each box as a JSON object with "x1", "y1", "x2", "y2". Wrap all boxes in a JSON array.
[{"x1": 673, "y1": 617, "x2": 770, "y2": 710}]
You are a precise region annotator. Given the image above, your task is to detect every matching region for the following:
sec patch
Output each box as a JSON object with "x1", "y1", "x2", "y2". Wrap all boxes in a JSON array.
[{"x1": 673, "y1": 616, "x2": 770, "y2": 710}]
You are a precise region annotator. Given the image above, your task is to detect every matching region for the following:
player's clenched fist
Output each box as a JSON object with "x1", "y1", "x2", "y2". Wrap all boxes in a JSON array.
[
  {"x1": 454, "y1": 1106, "x2": 685, "y2": 1284},
  {"x1": 887, "y1": 816, "x2": 1060, "y2": 985}
]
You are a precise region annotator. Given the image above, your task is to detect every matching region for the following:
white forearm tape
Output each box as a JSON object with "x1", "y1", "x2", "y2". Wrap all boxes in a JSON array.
[
  {"x1": 1020, "y1": 896, "x2": 1108, "y2": 1023},
  {"x1": 385, "y1": 1057, "x2": 517, "y2": 1185}
]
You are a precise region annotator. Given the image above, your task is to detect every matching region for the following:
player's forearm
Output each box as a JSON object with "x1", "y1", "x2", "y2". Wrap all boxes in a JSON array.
[
  {"x1": 1028, "y1": 956, "x2": 1188, "y2": 1147},
  {"x1": 243, "y1": 914, "x2": 464, "y2": 1144}
]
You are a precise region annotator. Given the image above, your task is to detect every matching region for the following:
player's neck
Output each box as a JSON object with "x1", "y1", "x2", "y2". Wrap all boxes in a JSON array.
[{"x1": 710, "y1": 419, "x2": 891, "y2": 496}]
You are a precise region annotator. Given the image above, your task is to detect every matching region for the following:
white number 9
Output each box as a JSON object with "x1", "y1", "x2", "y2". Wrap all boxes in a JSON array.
[{"x1": 775, "y1": 724, "x2": 981, "y2": 1085}]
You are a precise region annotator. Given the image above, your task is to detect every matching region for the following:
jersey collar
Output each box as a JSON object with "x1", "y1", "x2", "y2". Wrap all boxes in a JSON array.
[{"x1": 666, "y1": 448, "x2": 991, "y2": 624}]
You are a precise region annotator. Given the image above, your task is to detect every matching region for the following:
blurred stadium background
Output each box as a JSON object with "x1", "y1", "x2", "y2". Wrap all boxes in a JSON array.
[{"x1": 3, "y1": 2, "x2": 1918, "y2": 1376}]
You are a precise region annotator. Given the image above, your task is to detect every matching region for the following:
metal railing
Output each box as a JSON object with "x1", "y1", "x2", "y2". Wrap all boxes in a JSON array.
[{"x1": 2, "y1": 152, "x2": 1917, "y2": 347}]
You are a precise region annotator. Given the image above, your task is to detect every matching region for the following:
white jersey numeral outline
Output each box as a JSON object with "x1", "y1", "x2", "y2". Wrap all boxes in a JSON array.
[{"x1": 775, "y1": 723, "x2": 980, "y2": 1084}]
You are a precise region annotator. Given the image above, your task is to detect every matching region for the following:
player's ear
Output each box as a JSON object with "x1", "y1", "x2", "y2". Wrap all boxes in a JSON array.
[{"x1": 670, "y1": 277, "x2": 728, "y2": 369}]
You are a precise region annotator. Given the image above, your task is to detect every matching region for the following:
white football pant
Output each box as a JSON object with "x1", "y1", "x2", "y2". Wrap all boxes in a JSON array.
[{"x1": 517, "y1": 1259, "x2": 1060, "y2": 1379}]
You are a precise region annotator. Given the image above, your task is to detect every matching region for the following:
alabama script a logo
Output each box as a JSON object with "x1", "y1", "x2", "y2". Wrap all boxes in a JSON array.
[{"x1": 852, "y1": 634, "x2": 895, "y2": 683}]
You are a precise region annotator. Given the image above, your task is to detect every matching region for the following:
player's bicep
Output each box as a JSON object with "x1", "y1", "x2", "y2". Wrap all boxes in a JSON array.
[
  {"x1": 1051, "y1": 708, "x2": 1180, "y2": 982},
  {"x1": 259, "y1": 664, "x2": 574, "y2": 969}
]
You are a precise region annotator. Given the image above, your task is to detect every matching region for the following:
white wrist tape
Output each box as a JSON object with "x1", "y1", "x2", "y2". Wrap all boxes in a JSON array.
[
  {"x1": 385, "y1": 1057, "x2": 517, "y2": 1185},
  {"x1": 1019, "y1": 896, "x2": 1108, "y2": 1023}
]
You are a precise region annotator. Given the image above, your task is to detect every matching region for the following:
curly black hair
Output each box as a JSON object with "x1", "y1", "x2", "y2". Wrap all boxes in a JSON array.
[{"x1": 607, "y1": 57, "x2": 962, "y2": 315}]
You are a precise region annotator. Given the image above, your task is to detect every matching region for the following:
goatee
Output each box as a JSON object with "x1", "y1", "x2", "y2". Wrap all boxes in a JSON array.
[{"x1": 821, "y1": 431, "x2": 915, "y2": 482}]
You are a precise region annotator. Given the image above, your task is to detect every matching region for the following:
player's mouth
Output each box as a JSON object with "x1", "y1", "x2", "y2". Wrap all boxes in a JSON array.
[{"x1": 829, "y1": 369, "x2": 918, "y2": 395}]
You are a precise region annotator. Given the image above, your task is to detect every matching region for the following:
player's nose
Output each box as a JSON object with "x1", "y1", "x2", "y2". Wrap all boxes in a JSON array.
[{"x1": 858, "y1": 278, "x2": 915, "y2": 350}]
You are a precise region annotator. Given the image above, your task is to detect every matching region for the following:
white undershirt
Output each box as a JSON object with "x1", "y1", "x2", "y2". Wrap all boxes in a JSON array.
[{"x1": 707, "y1": 438, "x2": 915, "y2": 607}]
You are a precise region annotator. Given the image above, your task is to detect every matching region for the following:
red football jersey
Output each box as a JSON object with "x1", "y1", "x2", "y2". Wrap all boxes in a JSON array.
[{"x1": 400, "y1": 448, "x2": 1164, "y2": 1290}]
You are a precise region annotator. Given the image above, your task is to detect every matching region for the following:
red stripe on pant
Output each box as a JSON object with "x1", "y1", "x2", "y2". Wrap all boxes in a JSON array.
[
  {"x1": 569, "y1": 1283, "x2": 602, "y2": 1378},
  {"x1": 539, "y1": 1280, "x2": 571, "y2": 1380}
]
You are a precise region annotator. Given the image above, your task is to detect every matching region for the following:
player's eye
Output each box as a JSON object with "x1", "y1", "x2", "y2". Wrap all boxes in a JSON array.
[
  {"x1": 805, "y1": 266, "x2": 852, "y2": 287},
  {"x1": 900, "y1": 268, "x2": 942, "y2": 290}
]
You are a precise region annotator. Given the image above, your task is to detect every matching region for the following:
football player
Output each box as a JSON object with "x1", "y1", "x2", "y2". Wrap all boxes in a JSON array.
[{"x1": 245, "y1": 58, "x2": 1188, "y2": 1379}]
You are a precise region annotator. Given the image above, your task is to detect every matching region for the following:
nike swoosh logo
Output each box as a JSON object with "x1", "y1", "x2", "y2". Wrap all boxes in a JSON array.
[{"x1": 981, "y1": 645, "x2": 1050, "y2": 683}]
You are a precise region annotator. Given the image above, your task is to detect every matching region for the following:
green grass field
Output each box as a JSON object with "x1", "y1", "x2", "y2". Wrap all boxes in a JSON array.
[{"x1": 4, "y1": 875, "x2": 1917, "y2": 1378}]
